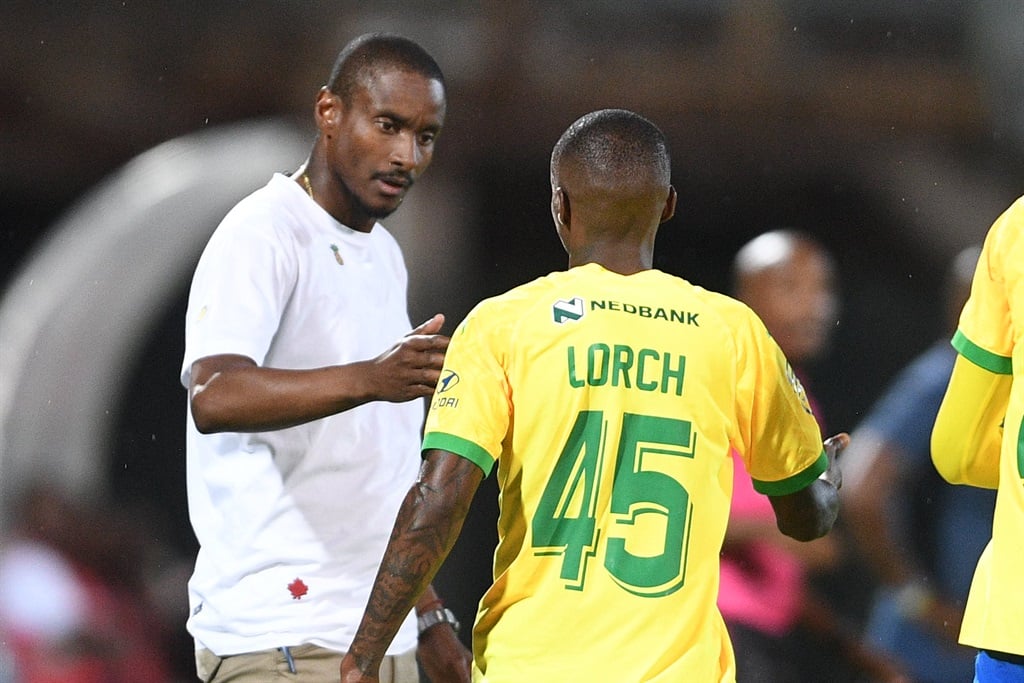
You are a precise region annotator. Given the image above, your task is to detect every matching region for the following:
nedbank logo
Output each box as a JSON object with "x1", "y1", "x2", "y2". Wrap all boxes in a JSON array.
[{"x1": 553, "y1": 297, "x2": 585, "y2": 324}]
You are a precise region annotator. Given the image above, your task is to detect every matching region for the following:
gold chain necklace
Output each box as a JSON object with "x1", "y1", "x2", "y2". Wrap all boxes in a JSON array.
[{"x1": 301, "y1": 172, "x2": 314, "y2": 202}]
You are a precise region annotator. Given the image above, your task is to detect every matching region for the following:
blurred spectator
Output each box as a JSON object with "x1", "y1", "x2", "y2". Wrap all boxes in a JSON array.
[
  {"x1": 842, "y1": 245, "x2": 990, "y2": 682},
  {"x1": 720, "y1": 230, "x2": 908, "y2": 683},
  {"x1": 0, "y1": 483, "x2": 176, "y2": 683}
]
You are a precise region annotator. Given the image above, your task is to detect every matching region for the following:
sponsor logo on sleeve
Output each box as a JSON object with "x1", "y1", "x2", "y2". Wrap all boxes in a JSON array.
[
  {"x1": 785, "y1": 362, "x2": 814, "y2": 415},
  {"x1": 433, "y1": 369, "x2": 460, "y2": 409},
  {"x1": 438, "y1": 369, "x2": 459, "y2": 392}
]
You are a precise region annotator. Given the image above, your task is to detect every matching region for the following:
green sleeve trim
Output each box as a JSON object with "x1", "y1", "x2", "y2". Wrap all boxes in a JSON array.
[
  {"x1": 752, "y1": 450, "x2": 828, "y2": 496},
  {"x1": 422, "y1": 432, "x2": 495, "y2": 477},
  {"x1": 952, "y1": 330, "x2": 1012, "y2": 374}
]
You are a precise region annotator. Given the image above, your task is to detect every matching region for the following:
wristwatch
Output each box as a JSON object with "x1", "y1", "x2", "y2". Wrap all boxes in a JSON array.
[{"x1": 417, "y1": 606, "x2": 460, "y2": 636}]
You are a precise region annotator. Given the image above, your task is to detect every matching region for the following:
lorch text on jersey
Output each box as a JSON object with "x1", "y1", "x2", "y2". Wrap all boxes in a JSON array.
[{"x1": 567, "y1": 343, "x2": 686, "y2": 395}]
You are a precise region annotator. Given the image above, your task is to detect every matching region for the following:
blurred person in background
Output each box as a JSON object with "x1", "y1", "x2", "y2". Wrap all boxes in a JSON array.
[
  {"x1": 180, "y1": 33, "x2": 469, "y2": 683},
  {"x1": 721, "y1": 230, "x2": 908, "y2": 683},
  {"x1": 931, "y1": 196, "x2": 1024, "y2": 682},
  {"x1": 842, "y1": 245, "x2": 988, "y2": 683},
  {"x1": 0, "y1": 483, "x2": 174, "y2": 683}
]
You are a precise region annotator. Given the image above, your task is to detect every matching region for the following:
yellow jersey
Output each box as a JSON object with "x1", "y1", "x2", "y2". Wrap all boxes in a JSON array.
[
  {"x1": 947, "y1": 196, "x2": 1024, "y2": 656},
  {"x1": 423, "y1": 263, "x2": 826, "y2": 682}
]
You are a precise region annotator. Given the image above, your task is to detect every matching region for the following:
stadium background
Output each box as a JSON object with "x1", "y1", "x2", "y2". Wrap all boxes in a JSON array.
[{"x1": 2, "y1": 0, "x2": 1023, "y2": 674}]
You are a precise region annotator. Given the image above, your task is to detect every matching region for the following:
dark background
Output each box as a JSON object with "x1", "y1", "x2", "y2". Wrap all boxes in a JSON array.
[{"x1": 2, "y1": 1, "x2": 1022, "y2": 678}]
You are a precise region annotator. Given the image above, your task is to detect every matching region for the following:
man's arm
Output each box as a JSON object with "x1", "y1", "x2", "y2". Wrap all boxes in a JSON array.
[
  {"x1": 341, "y1": 449, "x2": 483, "y2": 683},
  {"x1": 412, "y1": 584, "x2": 472, "y2": 682},
  {"x1": 842, "y1": 432, "x2": 919, "y2": 586},
  {"x1": 841, "y1": 431, "x2": 964, "y2": 642},
  {"x1": 768, "y1": 433, "x2": 846, "y2": 542},
  {"x1": 931, "y1": 354, "x2": 1009, "y2": 488},
  {"x1": 189, "y1": 315, "x2": 448, "y2": 433}
]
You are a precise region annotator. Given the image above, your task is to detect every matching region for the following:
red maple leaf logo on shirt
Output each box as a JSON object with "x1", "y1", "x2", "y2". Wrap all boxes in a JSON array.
[{"x1": 288, "y1": 578, "x2": 308, "y2": 600}]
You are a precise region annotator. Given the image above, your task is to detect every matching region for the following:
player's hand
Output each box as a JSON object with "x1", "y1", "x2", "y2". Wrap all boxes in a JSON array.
[
  {"x1": 367, "y1": 314, "x2": 450, "y2": 403},
  {"x1": 417, "y1": 623, "x2": 472, "y2": 683},
  {"x1": 339, "y1": 653, "x2": 378, "y2": 683},
  {"x1": 822, "y1": 432, "x2": 848, "y2": 490}
]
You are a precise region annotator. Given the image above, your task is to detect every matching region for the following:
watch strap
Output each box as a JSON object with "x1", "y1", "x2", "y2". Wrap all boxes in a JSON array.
[{"x1": 417, "y1": 606, "x2": 460, "y2": 635}]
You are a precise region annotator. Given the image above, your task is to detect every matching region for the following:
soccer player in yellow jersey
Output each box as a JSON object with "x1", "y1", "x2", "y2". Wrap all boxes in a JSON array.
[
  {"x1": 341, "y1": 109, "x2": 845, "y2": 683},
  {"x1": 931, "y1": 195, "x2": 1024, "y2": 681}
]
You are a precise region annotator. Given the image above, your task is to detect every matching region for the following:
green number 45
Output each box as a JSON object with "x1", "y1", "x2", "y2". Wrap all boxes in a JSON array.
[{"x1": 531, "y1": 410, "x2": 696, "y2": 597}]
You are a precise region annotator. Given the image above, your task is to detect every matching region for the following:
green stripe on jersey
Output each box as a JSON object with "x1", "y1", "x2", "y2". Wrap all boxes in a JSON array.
[
  {"x1": 423, "y1": 432, "x2": 495, "y2": 476},
  {"x1": 952, "y1": 330, "x2": 1012, "y2": 374},
  {"x1": 753, "y1": 450, "x2": 828, "y2": 496}
]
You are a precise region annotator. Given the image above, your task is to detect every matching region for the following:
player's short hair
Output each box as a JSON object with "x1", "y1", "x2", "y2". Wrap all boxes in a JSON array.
[
  {"x1": 326, "y1": 33, "x2": 446, "y2": 104},
  {"x1": 551, "y1": 109, "x2": 671, "y2": 188}
]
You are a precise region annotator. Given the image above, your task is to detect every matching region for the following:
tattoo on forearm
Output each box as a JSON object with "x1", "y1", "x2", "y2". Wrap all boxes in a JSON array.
[{"x1": 348, "y1": 455, "x2": 479, "y2": 674}]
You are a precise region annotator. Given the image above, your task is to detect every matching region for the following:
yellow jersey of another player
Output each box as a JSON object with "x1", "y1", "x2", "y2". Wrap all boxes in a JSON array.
[
  {"x1": 946, "y1": 196, "x2": 1024, "y2": 657},
  {"x1": 422, "y1": 263, "x2": 827, "y2": 682}
]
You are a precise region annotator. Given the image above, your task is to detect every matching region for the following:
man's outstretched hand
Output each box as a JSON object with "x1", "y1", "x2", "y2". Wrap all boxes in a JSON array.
[{"x1": 366, "y1": 314, "x2": 450, "y2": 403}]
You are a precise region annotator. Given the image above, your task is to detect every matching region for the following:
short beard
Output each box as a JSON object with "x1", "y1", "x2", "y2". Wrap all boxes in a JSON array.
[
  {"x1": 357, "y1": 197, "x2": 399, "y2": 220},
  {"x1": 353, "y1": 178, "x2": 410, "y2": 220}
]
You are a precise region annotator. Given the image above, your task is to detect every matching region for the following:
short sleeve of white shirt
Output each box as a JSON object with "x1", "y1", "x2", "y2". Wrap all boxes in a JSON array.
[{"x1": 181, "y1": 180, "x2": 299, "y2": 387}]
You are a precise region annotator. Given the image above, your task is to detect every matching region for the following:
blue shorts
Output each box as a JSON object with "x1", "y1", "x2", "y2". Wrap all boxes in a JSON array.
[{"x1": 975, "y1": 650, "x2": 1024, "y2": 683}]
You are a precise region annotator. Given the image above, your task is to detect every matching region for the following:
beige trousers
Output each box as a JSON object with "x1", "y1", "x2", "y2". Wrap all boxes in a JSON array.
[{"x1": 196, "y1": 643, "x2": 419, "y2": 683}]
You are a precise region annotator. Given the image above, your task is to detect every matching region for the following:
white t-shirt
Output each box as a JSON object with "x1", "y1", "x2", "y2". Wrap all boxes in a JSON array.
[{"x1": 181, "y1": 173, "x2": 421, "y2": 656}]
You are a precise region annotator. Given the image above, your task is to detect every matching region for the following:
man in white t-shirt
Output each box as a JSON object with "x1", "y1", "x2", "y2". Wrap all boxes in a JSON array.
[{"x1": 181, "y1": 33, "x2": 470, "y2": 683}]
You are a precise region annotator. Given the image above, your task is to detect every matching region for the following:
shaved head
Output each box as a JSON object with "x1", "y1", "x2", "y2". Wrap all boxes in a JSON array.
[
  {"x1": 546, "y1": 109, "x2": 676, "y2": 273},
  {"x1": 549, "y1": 109, "x2": 674, "y2": 261},
  {"x1": 551, "y1": 109, "x2": 670, "y2": 191},
  {"x1": 733, "y1": 230, "x2": 837, "y2": 364},
  {"x1": 734, "y1": 230, "x2": 808, "y2": 279}
]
